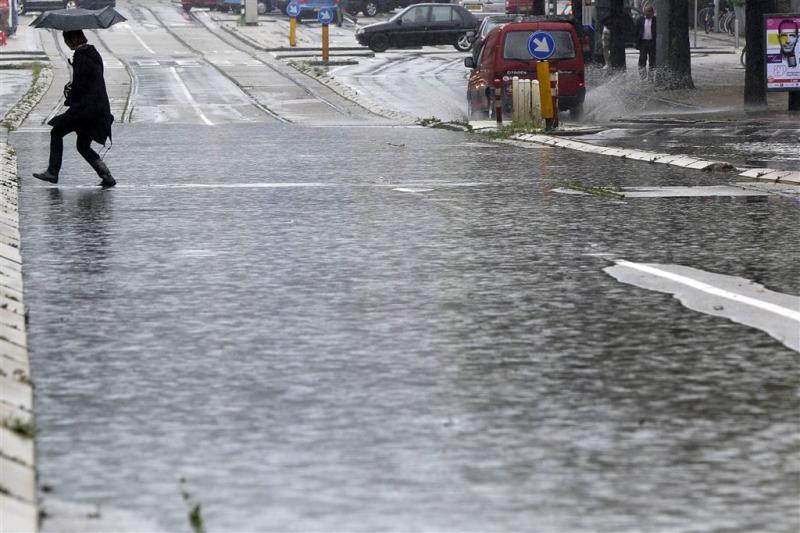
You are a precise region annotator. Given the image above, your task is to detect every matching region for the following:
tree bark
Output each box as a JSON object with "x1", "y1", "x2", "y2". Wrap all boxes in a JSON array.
[
  {"x1": 661, "y1": 0, "x2": 694, "y2": 88},
  {"x1": 744, "y1": 0, "x2": 776, "y2": 107},
  {"x1": 608, "y1": 0, "x2": 627, "y2": 70},
  {"x1": 571, "y1": 0, "x2": 582, "y2": 24}
]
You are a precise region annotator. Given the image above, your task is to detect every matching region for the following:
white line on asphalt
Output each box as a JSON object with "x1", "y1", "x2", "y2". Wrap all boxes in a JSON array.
[
  {"x1": 616, "y1": 260, "x2": 800, "y2": 322},
  {"x1": 124, "y1": 24, "x2": 155, "y2": 55},
  {"x1": 169, "y1": 67, "x2": 214, "y2": 126}
]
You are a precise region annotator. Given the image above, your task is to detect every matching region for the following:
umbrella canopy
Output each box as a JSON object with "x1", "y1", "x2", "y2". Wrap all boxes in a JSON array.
[{"x1": 30, "y1": 6, "x2": 127, "y2": 31}]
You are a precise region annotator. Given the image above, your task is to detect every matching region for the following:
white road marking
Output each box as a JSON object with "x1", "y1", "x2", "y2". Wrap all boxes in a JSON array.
[
  {"x1": 616, "y1": 260, "x2": 800, "y2": 322},
  {"x1": 169, "y1": 67, "x2": 214, "y2": 126},
  {"x1": 125, "y1": 24, "x2": 155, "y2": 54}
]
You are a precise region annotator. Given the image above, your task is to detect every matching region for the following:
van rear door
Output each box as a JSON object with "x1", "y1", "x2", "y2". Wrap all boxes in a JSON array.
[{"x1": 499, "y1": 28, "x2": 581, "y2": 96}]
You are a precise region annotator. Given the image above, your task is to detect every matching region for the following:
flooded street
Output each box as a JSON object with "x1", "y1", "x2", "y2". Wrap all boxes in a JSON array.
[{"x1": 15, "y1": 124, "x2": 800, "y2": 532}]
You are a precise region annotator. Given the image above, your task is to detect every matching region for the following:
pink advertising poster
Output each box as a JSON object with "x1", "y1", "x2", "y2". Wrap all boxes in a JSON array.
[{"x1": 765, "y1": 14, "x2": 800, "y2": 90}]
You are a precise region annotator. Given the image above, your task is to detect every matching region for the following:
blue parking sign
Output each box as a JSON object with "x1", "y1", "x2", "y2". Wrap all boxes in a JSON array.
[
  {"x1": 286, "y1": 1, "x2": 301, "y2": 17},
  {"x1": 527, "y1": 31, "x2": 556, "y2": 60},
  {"x1": 318, "y1": 6, "x2": 335, "y2": 24}
]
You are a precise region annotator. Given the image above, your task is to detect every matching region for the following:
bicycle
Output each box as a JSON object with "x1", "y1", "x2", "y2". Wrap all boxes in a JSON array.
[{"x1": 698, "y1": 6, "x2": 714, "y2": 33}]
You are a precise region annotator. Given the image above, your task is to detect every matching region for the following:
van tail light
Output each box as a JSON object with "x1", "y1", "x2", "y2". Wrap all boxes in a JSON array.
[{"x1": 578, "y1": 71, "x2": 585, "y2": 88}]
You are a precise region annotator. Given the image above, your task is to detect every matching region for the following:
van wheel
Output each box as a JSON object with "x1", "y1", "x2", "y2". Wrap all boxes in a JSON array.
[
  {"x1": 454, "y1": 33, "x2": 472, "y2": 52},
  {"x1": 569, "y1": 103, "x2": 584, "y2": 121},
  {"x1": 363, "y1": 0, "x2": 378, "y2": 17},
  {"x1": 369, "y1": 33, "x2": 389, "y2": 52}
]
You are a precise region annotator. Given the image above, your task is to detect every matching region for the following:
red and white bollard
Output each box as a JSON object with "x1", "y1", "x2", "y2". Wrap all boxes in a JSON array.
[
  {"x1": 0, "y1": 32, "x2": 7, "y2": 47},
  {"x1": 493, "y1": 78, "x2": 503, "y2": 124}
]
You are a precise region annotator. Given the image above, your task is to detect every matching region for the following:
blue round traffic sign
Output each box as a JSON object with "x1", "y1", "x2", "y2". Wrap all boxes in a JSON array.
[
  {"x1": 286, "y1": 1, "x2": 301, "y2": 17},
  {"x1": 318, "y1": 6, "x2": 334, "y2": 24},
  {"x1": 527, "y1": 31, "x2": 556, "y2": 60}
]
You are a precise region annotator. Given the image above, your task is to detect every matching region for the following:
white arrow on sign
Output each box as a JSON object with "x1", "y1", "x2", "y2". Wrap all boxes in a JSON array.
[{"x1": 533, "y1": 37, "x2": 550, "y2": 53}]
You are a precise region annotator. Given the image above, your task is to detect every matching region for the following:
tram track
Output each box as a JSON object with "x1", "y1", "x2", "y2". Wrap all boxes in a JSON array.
[
  {"x1": 125, "y1": 0, "x2": 290, "y2": 123},
  {"x1": 179, "y1": 3, "x2": 388, "y2": 120}
]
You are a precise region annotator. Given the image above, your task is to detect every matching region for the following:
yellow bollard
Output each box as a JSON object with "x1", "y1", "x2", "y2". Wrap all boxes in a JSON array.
[
  {"x1": 289, "y1": 16, "x2": 297, "y2": 48},
  {"x1": 322, "y1": 23, "x2": 329, "y2": 62},
  {"x1": 537, "y1": 60, "x2": 553, "y2": 120}
]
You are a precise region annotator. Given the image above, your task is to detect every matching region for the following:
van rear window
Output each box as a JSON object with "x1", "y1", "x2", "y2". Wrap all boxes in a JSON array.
[{"x1": 503, "y1": 30, "x2": 576, "y2": 60}]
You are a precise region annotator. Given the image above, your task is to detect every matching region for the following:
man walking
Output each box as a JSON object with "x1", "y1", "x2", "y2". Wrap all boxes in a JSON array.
[
  {"x1": 33, "y1": 30, "x2": 115, "y2": 187},
  {"x1": 636, "y1": 5, "x2": 656, "y2": 80}
]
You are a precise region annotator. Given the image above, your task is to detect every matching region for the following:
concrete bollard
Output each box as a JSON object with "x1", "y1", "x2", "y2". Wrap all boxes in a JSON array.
[
  {"x1": 494, "y1": 78, "x2": 503, "y2": 124},
  {"x1": 549, "y1": 72, "x2": 559, "y2": 129},
  {"x1": 531, "y1": 79, "x2": 543, "y2": 128}
]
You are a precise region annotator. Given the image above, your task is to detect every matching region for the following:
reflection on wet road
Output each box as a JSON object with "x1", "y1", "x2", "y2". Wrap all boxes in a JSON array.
[{"x1": 15, "y1": 124, "x2": 800, "y2": 532}]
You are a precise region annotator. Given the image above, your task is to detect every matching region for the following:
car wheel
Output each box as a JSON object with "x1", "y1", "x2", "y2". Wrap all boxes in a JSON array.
[
  {"x1": 363, "y1": 0, "x2": 378, "y2": 17},
  {"x1": 569, "y1": 102, "x2": 584, "y2": 121},
  {"x1": 454, "y1": 33, "x2": 472, "y2": 52},
  {"x1": 257, "y1": 1, "x2": 268, "y2": 14},
  {"x1": 183, "y1": 4, "x2": 192, "y2": 12},
  {"x1": 369, "y1": 33, "x2": 389, "y2": 52}
]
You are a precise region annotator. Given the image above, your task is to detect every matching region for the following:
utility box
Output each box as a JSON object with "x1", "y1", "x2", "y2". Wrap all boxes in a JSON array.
[{"x1": 244, "y1": 0, "x2": 258, "y2": 24}]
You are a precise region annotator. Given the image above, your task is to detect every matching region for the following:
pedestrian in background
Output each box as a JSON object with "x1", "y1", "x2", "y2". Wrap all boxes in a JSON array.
[
  {"x1": 336, "y1": 0, "x2": 349, "y2": 27},
  {"x1": 601, "y1": 25, "x2": 611, "y2": 68},
  {"x1": 33, "y1": 30, "x2": 116, "y2": 187},
  {"x1": 635, "y1": 5, "x2": 656, "y2": 80}
]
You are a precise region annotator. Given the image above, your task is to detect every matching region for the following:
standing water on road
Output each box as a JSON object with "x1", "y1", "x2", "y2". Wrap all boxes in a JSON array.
[{"x1": 15, "y1": 124, "x2": 800, "y2": 532}]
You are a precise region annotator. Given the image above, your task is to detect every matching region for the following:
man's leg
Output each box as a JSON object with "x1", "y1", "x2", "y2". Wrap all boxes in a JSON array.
[
  {"x1": 647, "y1": 42, "x2": 656, "y2": 80},
  {"x1": 638, "y1": 42, "x2": 648, "y2": 79},
  {"x1": 76, "y1": 134, "x2": 100, "y2": 165},
  {"x1": 78, "y1": 134, "x2": 116, "y2": 187},
  {"x1": 34, "y1": 124, "x2": 71, "y2": 183}
]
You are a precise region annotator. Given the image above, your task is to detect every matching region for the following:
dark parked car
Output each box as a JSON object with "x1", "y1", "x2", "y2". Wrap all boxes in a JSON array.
[
  {"x1": 17, "y1": 0, "x2": 68, "y2": 14},
  {"x1": 355, "y1": 3, "x2": 478, "y2": 53},
  {"x1": 75, "y1": 0, "x2": 115, "y2": 7},
  {"x1": 345, "y1": 0, "x2": 394, "y2": 17},
  {"x1": 17, "y1": 0, "x2": 116, "y2": 12}
]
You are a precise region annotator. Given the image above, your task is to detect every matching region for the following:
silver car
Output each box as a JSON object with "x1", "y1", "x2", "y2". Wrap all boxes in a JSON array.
[{"x1": 460, "y1": 0, "x2": 505, "y2": 15}]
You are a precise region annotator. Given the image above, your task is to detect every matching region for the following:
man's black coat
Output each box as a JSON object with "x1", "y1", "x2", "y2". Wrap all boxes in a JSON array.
[
  {"x1": 49, "y1": 44, "x2": 114, "y2": 145},
  {"x1": 635, "y1": 15, "x2": 657, "y2": 45}
]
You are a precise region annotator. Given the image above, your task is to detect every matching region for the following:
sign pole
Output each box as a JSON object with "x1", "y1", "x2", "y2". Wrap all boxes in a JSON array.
[
  {"x1": 322, "y1": 23, "x2": 329, "y2": 61},
  {"x1": 318, "y1": 6, "x2": 334, "y2": 61},
  {"x1": 287, "y1": 2, "x2": 300, "y2": 47}
]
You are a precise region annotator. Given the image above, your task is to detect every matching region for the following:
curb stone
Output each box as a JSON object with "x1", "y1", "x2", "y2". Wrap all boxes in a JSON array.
[
  {"x1": 510, "y1": 133, "x2": 800, "y2": 186},
  {"x1": 0, "y1": 142, "x2": 36, "y2": 533},
  {"x1": 1, "y1": 65, "x2": 53, "y2": 132}
]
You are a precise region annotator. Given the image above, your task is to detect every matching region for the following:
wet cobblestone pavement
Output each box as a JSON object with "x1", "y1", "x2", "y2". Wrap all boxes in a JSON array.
[{"x1": 14, "y1": 124, "x2": 800, "y2": 532}]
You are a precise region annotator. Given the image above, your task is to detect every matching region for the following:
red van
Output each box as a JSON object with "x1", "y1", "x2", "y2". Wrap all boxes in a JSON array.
[{"x1": 464, "y1": 18, "x2": 586, "y2": 119}]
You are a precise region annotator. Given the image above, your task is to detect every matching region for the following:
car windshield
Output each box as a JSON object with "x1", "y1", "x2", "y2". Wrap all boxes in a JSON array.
[
  {"x1": 481, "y1": 17, "x2": 514, "y2": 38},
  {"x1": 502, "y1": 30, "x2": 576, "y2": 60}
]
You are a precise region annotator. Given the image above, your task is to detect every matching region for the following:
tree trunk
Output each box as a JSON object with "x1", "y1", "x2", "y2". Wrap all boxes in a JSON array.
[
  {"x1": 609, "y1": 0, "x2": 627, "y2": 70},
  {"x1": 571, "y1": 0, "x2": 582, "y2": 24},
  {"x1": 662, "y1": 0, "x2": 694, "y2": 88},
  {"x1": 744, "y1": 0, "x2": 775, "y2": 107}
]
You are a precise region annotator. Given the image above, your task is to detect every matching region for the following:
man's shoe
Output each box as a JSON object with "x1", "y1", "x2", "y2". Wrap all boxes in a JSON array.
[
  {"x1": 32, "y1": 170, "x2": 58, "y2": 184},
  {"x1": 90, "y1": 159, "x2": 116, "y2": 188}
]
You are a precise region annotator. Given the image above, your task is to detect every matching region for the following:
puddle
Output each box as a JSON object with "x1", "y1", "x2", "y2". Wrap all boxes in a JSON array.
[{"x1": 604, "y1": 260, "x2": 800, "y2": 352}]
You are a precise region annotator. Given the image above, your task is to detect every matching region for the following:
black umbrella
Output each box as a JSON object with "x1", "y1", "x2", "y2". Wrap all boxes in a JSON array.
[{"x1": 30, "y1": 6, "x2": 127, "y2": 31}]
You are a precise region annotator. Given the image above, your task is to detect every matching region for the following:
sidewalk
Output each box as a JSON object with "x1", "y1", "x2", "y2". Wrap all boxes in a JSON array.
[{"x1": 514, "y1": 30, "x2": 800, "y2": 191}]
